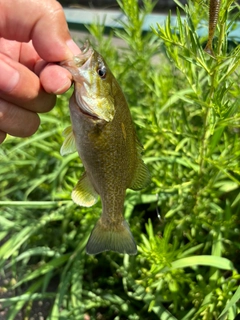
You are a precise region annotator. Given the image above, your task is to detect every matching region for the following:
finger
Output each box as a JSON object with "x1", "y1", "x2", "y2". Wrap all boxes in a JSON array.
[
  {"x1": 40, "y1": 64, "x2": 72, "y2": 94},
  {"x1": 0, "y1": 38, "x2": 21, "y2": 61},
  {"x1": 19, "y1": 42, "x2": 73, "y2": 93},
  {"x1": 0, "y1": 53, "x2": 56, "y2": 113},
  {"x1": 0, "y1": 99, "x2": 40, "y2": 138},
  {"x1": 0, "y1": 0, "x2": 81, "y2": 61},
  {"x1": 19, "y1": 41, "x2": 41, "y2": 70},
  {"x1": 3, "y1": 41, "x2": 73, "y2": 93},
  {"x1": 0, "y1": 130, "x2": 6, "y2": 144}
]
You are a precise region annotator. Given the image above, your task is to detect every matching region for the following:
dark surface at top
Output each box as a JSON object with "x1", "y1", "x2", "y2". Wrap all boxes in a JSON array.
[{"x1": 58, "y1": 0, "x2": 188, "y2": 12}]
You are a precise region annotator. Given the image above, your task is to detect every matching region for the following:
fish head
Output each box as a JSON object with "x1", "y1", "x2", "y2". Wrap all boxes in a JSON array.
[{"x1": 61, "y1": 42, "x2": 115, "y2": 122}]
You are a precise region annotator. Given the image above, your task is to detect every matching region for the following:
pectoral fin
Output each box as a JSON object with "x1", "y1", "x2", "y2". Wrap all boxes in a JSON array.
[
  {"x1": 72, "y1": 172, "x2": 98, "y2": 207},
  {"x1": 129, "y1": 158, "x2": 150, "y2": 190},
  {"x1": 60, "y1": 126, "x2": 76, "y2": 156}
]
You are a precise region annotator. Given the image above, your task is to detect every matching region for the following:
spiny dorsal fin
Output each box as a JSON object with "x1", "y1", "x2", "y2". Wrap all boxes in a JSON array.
[
  {"x1": 86, "y1": 219, "x2": 137, "y2": 255},
  {"x1": 72, "y1": 172, "x2": 98, "y2": 207},
  {"x1": 60, "y1": 126, "x2": 76, "y2": 156},
  {"x1": 129, "y1": 158, "x2": 150, "y2": 190}
]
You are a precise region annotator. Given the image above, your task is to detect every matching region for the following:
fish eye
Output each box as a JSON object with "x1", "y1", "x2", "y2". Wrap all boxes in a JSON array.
[{"x1": 97, "y1": 66, "x2": 107, "y2": 79}]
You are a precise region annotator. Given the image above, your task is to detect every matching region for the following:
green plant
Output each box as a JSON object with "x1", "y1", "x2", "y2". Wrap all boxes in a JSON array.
[{"x1": 1, "y1": 0, "x2": 240, "y2": 319}]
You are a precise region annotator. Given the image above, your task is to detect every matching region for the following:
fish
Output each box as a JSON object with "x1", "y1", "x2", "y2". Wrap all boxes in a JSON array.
[
  {"x1": 60, "y1": 43, "x2": 150, "y2": 255},
  {"x1": 204, "y1": 0, "x2": 221, "y2": 56}
]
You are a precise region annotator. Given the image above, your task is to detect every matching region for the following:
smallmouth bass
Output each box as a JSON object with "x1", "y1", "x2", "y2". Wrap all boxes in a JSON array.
[{"x1": 60, "y1": 43, "x2": 150, "y2": 255}]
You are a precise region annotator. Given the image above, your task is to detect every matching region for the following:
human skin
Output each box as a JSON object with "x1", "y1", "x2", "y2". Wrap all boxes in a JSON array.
[{"x1": 0, "y1": 0, "x2": 81, "y2": 144}]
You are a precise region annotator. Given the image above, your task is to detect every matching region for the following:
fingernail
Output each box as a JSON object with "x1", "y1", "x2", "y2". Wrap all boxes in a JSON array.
[
  {"x1": 0, "y1": 60, "x2": 19, "y2": 92},
  {"x1": 54, "y1": 79, "x2": 72, "y2": 94},
  {"x1": 66, "y1": 39, "x2": 81, "y2": 55}
]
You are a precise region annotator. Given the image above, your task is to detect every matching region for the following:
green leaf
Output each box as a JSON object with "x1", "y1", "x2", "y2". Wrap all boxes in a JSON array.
[
  {"x1": 12, "y1": 254, "x2": 71, "y2": 288},
  {"x1": 219, "y1": 286, "x2": 240, "y2": 319},
  {"x1": 169, "y1": 256, "x2": 234, "y2": 271},
  {"x1": 145, "y1": 294, "x2": 178, "y2": 320}
]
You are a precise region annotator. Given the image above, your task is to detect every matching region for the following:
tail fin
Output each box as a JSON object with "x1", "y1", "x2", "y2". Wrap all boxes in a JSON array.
[{"x1": 86, "y1": 219, "x2": 137, "y2": 255}]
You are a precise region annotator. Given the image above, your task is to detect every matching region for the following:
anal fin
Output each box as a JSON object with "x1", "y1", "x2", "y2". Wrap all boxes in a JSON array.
[{"x1": 72, "y1": 172, "x2": 98, "y2": 207}]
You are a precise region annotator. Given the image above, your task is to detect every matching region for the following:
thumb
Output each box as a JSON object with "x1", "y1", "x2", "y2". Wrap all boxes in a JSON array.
[{"x1": 0, "y1": 0, "x2": 80, "y2": 62}]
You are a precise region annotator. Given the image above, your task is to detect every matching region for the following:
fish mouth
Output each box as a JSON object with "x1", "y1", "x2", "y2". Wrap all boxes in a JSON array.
[
  {"x1": 60, "y1": 42, "x2": 99, "y2": 119},
  {"x1": 60, "y1": 41, "x2": 94, "y2": 75},
  {"x1": 74, "y1": 82, "x2": 100, "y2": 120}
]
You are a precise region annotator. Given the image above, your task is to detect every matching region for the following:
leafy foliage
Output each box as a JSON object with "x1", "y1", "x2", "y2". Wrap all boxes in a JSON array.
[{"x1": 1, "y1": 0, "x2": 240, "y2": 319}]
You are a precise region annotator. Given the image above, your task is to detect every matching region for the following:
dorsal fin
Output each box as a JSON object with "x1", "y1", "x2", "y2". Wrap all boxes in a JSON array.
[
  {"x1": 129, "y1": 158, "x2": 150, "y2": 190},
  {"x1": 129, "y1": 138, "x2": 150, "y2": 190}
]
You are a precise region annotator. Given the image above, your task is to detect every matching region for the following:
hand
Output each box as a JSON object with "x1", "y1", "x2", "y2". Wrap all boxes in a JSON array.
[{"x1": 0, "y1": 0, "x2": 81, "y2": 144}]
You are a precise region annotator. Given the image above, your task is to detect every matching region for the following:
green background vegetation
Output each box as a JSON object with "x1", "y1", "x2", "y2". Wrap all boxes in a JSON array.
[{"x1": 1, "y1": 0, "x2": 240, "y2": 319}]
